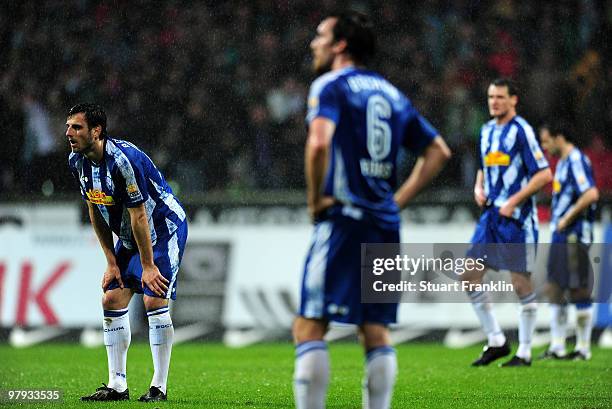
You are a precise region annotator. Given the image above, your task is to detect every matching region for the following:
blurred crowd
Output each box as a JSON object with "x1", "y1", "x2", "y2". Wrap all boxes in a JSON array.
[{"x1": 0, "y1": 0, "x2": 610, "y2": 199}]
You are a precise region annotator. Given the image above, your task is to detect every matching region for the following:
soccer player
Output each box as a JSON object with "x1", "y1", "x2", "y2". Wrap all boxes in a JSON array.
[
  {"x1": 294, "y1": 12, "x2": 451, "y2": 409},
  {"x1": 66, "y1": 104, "x2": 188, "y2": 402},
  {"x1": 466, "y1": 79, "x2": 553, "y2": 367},
  {"x1": 539, "y1": 124, "x2": 598, "y2": 360}
]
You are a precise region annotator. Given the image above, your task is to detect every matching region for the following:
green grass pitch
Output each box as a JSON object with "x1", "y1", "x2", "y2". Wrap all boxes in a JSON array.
[{"x1": 1, "y1": 342, "x2": 611, "y2": 408}]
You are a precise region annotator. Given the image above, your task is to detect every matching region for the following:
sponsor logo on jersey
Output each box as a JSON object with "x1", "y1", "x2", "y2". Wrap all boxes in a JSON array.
[
  {"x1": 553, "y1": 179, "x2": 561, "y2": 193},
  {"x1": 484, "y1": 151, "x2": 510, "y2": 167},
  {"x1": 86, "y1": 189, "x2": 115, "y2": 205}
]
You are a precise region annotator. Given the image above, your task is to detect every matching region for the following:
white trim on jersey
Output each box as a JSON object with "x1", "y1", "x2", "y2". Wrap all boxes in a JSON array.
[
  {"x1": 304, "y1": 222, "x2": 332, "y2": 318},
  {"x1": 333, "y1": 147, "x2": 351, "y2": 203},
  {"x1": 166, "y1": 231, "x2": 180, "y2": 299}
]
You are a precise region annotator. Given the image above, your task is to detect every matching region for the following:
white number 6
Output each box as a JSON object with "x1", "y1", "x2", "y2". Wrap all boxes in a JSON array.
[{"x1": 366, "y1": 95, "x2": 392, "y2": 161}]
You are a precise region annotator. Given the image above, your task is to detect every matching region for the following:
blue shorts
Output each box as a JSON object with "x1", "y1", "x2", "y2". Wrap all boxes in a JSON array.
[
  {"x1": 299, "y1": 215, "x2": 399, "y2": 325},
  {"x1": 547, "y1": 231, "x2": 592, "y2": 289},
  {"x1": 107, "y1": 222, "x2": 188, "y2": 299},
  {"x1": 467, "y1": 207, "x2": 537, "y2": 274}
]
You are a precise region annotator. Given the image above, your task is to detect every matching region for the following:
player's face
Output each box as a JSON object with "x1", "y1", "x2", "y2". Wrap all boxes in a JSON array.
[
  {"x1": 487, "y1": 85, "x2": 517, "y2": 119},
  {"x1": 65, "y1": 113, "x2": 97, "y2": 154},
  {"x1": 539, "y1": 128, "x2": 560, "y2": 156},
  {"x1": 310, "y1": 18, "x2": 337, "y2": 74}
]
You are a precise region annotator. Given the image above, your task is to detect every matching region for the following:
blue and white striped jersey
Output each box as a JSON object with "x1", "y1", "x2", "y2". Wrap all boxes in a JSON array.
[
  {"x1": 551, "y1": 148, "x2": 596, "y2": 243},
  {"x1": 307, "y1": 66, "x2": 438, "y2": 230},
  {"x1": 69, "y1": 138, "x2": 187, "y2": 250},
  {"x1": 479, "y1": 116, "x2": 549, "y2": 226}
]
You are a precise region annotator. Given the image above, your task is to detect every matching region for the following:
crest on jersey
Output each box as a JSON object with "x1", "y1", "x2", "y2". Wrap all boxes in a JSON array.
[
  {"x1": 553, "y1": 179, "x2": 561, "y2": 193},
  {"x1": 126, "y1": 183, "x2": 141, "y2": 200},
  {"x1": 484, "y1": 151, "x2": 510, "y2": 167}
]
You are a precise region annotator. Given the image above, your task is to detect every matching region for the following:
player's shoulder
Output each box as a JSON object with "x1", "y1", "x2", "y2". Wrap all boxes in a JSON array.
[
  {"x1": 309, "y1": 69, "x2": 347, "y2": 96},
  {"x1": 569, "y1": 148, "x2": 582, "y2": 162},
  {"x1": 568, "y1": 147, "x2": 591, "y2": 169},
  {"x1": 106, "y1": 137, "x2": 143, "y2": 161},
  {"x1": 105, "y1": 137, "x2": 148, "y2": 174},
  {"x1": 481, "y1": 119, "x2": 496, "y2": 132},
  {"x1": 512, "y1": 116, "x2": 536, "y2": 136}
]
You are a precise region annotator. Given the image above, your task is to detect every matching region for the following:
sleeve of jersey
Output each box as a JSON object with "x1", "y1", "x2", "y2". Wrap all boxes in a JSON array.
[
  {"x1": 570, "y1": 154, "x2": 595, "y2": 194},
  {"x1": 115, "y1": 153, "x2": 149, "y2": 207},
  {"x1": 402, "y1": 113, "x2": 439, "y2": 154},
  {"x1": 306, "y1": 81, "x2": 340, "y2": 125},
  {"x1": 520, "y1": 127, "x2": 549, "y2": 176}
]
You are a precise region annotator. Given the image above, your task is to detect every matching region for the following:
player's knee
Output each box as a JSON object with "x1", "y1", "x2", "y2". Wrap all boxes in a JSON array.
[
  {"x1": 143, "y1": 295, "x2": 168, "y2": 312},
  {"x1": 511, "y1": 273, "x2": 532, "y2": 297},
  {"x1": 292, "y1": 317, "x2": 327, "y2": 344},
  {"x1": 569, "y1": 289, "x2": 591, "y2": 304},
  {"x1": 360, "y1": 324, "x2": 391, "y2": 350},
  {"x1": 545, "y1": 282, "x2": 565, "y2": 304},
  {"x1": 102, "y1": 291, "x2": 124, "y2": 310}
]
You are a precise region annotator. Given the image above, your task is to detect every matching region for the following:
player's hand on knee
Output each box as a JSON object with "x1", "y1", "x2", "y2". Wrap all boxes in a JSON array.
[
  {"x1": 141, "y1": 265, "x2": 169, "y2": 297},
  {"x1": 102, "y1": 264, "x2": 123, "y2": 291}
]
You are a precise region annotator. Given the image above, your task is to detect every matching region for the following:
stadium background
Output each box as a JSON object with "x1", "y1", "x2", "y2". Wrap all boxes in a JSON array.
[{"x1": 0, "y1": 1, "x2": 611, "y2": 407}]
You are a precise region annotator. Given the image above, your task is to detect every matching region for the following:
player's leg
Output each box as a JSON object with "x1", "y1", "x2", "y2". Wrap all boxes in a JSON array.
[
  {"x1": 359, "y1": 323, "x2": 396, "y2": 409},
  {"x1": 139, "y1": 222, "x2": 187, "y2": 402},
  {"x1": 541, "y1": 232, "x2": 571, "y2": 359},
  {"x1": 294, "y1": 217, "x2": 356, "y2": 409},
  {"x1": 464, "y1": 264, "x2": 509, "y2": 365},
  {"x1": 541, "y1": 282, "x2": 568, "y2": 358},
  {"x1": 501, "y1": 272, "x2": 537, "y2": 366},
  {"x1": 569, "y1": 288, "x2": 593, "y2": 360},
  {"x1": 293, "y1": 317, "x2": 330, "y2": 409},
  {"x1": 82, "y1": 287, "x2": 134, "y2": 401},
  {"x1": 566, "y1": 241, "x2": 593, "y2": 360},
  {"x1": 142, "y1": 295, "x2": 173, "y2": 400},
  {"x1": 466, "y1": 211, "x2": 509, "y2": 365}
]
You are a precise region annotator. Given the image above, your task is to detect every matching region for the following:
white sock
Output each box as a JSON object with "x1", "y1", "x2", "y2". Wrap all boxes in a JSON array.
[
  {"x1": 517, "y1": 293, "x2": 538, "y2": 360},
  {"x1": 148, "y1": 307, "x2": 173, "y2": 394},
  {"x1": 103, "y1": 308, "x2": 130, "y2": 392},
  {"x1": 363, "y1": 346, "x2": 397, "y2": 409},
  {"x1": 469, "y1": 290, "x2": 506, "y2": 347},
  {"x1": 294, "y1": 341, "x2": 329, "y2": 409},
  {"x1": 549, "y1": 304, "x2": 568, "y2": 354},
  {"x1": 575, "y1": 302, "x2": 593, "y2": 353}
]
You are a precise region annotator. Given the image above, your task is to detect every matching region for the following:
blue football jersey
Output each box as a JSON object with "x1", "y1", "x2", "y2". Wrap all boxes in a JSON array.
[
  {"x1": 306, "y1": 67, "x2": 438, "y2": 230},
  {"x1": 69, "y1": 138, "x2": 187, "y2": 249},
  {"x1": 479, "y1": 116, "x2": 549, "y2": 227},
  {"x1": 551, "y1": 148, "x2": 596, "y2": 243}
]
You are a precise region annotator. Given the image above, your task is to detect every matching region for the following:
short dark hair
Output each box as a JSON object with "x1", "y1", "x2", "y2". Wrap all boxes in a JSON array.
[
  {"x1": 68, "y1": 103, "x2": 107, "y2": 139},
  {"x1": 542, "y1": 121, "x2": 576, "y2": 143},
  {"x1": 327, "y1": 11, "x2": 376, "y2": 65},
  {"x1": 490, "y1": 78, "x2": 518, "y2": 96}
]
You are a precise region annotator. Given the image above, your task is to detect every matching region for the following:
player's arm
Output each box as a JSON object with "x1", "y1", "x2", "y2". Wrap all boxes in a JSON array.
[
  {"x1": 305, "y1": 117, "x2": 336, "y2": 221},
  {"x1": 474, "y1": 169, "x2": 487, "y2": 207},
  {"x1": 127, "y1": 204, "x2": 168, "y2": 297},
  {"x1": 499, "y1": 168, "x2": 553, "y2": 217},
  {"x1": 87, "y1": 201, "x2": 124, "y2": 291},
  {"x1": 557, "y1": 187, "x2": 599, "y2": 231},
  {"x1": 394, "y1": 136, "x2": 451, "y2": 209}
]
